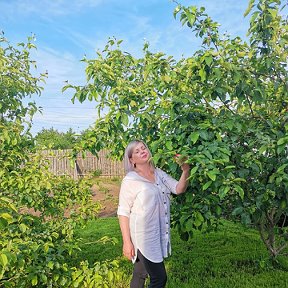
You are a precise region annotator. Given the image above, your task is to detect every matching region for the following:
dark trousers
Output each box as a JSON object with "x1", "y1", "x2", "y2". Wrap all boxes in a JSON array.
[{"x1": 130, "y1": 250, "x2": 167, "y2": 288}]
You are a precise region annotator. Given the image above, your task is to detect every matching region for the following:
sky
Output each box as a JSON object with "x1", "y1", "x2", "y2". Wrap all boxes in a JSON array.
[{"x1": 0, "y1": 0, "x2": 251, "y2": 135}]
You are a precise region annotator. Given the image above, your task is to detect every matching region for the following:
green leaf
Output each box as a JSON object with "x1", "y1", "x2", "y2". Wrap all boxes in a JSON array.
[
  {"x1": 204, "y1": 55, "x2": 213, "y2": 66},
  {"x1": 226, "y1": 120, "x2": 234, "y2": 130},
  {"x1": 207, "y1": 171, "x2": 216, "y2": 181},
  {"x1": 219, "y1": 185, "x2": 230, "y2": 199},
  {"x1": 241, "y1": 213, "x2": 251, "y2": 225},
  {"x1": 47, "y1": 261, "x2": 54, "y2": 269},
  {"x1": 277, "y1": 164, "x2": 288, "y2": 173},
  {"x1": 224, "y1": 165, "x2": 236, "y2": 170},
  {"x1": 232, "y1": 206, "x2": 243, "y2": 216},
  {"x1": 199, "y1": 130, "x2": 208, "y2": 140},
  {"x1": 202, "y1": 181, "x2": 212, "y2": 190},
  {"x1": 43, "y1": 243, "x2": 50, "y2": 253},
  {"x1": 194, "y1": 211, "x2": 204, "y2": 227},
  {"x1": 190, "y1": 132, "x2": 200, "y2": 144},
  {"x1": 19, "y1": 223, "x2": 28, "y2": 233},
  {"x1": 53, "y1": 274, "x2": 60, "y2": 282},
  {"x1": 259, "y1": 145, "x2": 267, "y2": 154},
  {"x1": 107, "y1": 270, "x2": 114, "y2": 283},
  {"x1": 277, "y1": 145, "x2": 285, "y2": 154},
  {"x1": 59, "y1": 276, "x2": 68, "y2": 286},
  {"x1": 267, "y1": 8, "x2": 277, "y2": 18},
  {"x1": 190, "y1": 166, "x2": 198, "y2": 176},
  {"x1": 31, "y1": 275, "x2": 38, "y2": 286},
  {"x1": 121, "y1": 114, "x2": 129, "y2": 126},
  {"x1": 215, "y1": 205, "x2": 222, "y2": 216},
  {"x1": 277, "y1": 137, "x2": 288, "y2": 146},
  {"x1": 193, "y1": 218, "x2": 201, "y2": 227},
  {"x1": 41, "y1": 274, "x2": 48, "y2": 284},
  {"x1": 173, "y1": 5, "x2": 181, "y2": 19},
  {"x1": 244, "y1": 0, "x2": 255, "y2": 17},
  {"x1": 152, "y1": 154, "x2": 161, "y2": 165},
  {"x1": 199, "y1": 69, "x2": 206, "y2": 82},
  {"x1": 0, "y1": 254, "x2": 8, "y2": 267},
  {"x1": 165, "y1": 141, "x2": 173, "y2": 150},
  {"x1": 234, "y1": 185, "x2": 244, "y2": 200},
  {"x1": 0, "y1": 213, "x2": 13, "y2": 224},
  {"x1": 0, "y1": 218, "x2": 8, "y2": 229},
  {"x1": 73, "y1": 275, "x2": 85, "y2": 287},
  {"x1": 186, "y1": 11, "x2": 196, "y2": 27},
  {"x1": 233, "y1": 178, "x2": 246, "y2": 183},
  {"x1": 130, "y1": 100, "x2": 137, "y2": 107}
]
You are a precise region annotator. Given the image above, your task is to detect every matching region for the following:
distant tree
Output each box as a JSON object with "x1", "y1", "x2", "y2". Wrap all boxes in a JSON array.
[{"x1": 34, "y1": 127, "x2": 78, "y2": 149}]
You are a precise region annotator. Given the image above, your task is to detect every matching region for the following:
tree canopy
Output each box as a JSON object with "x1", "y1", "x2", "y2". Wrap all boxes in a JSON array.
[
  {"x1": 65, "y1": 0, "x2": 288, "y2": 260},
  {"x1": 0, "y1": 32, "x2": 45, "y2": 125},
  {"x1": 34, "y1": 127, "x2": 78, "y2": 149},
  {"x1": 0, "y1": 34, "x2": 119, "y2": 287}
]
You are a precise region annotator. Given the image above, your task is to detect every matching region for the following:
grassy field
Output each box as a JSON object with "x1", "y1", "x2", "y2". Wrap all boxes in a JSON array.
[{"x1": 74, "y1": 217, "x2": 288, "y2": 288}]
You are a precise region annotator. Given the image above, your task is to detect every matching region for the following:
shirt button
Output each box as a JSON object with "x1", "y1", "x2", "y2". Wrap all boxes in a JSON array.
[{"x1": 164, "y1": 202, "x2": 166, "y2": 204}]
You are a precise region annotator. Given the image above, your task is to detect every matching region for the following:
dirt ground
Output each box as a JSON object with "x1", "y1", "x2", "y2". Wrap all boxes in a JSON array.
[
  {"x1": 20, "y1": 177, "x2": 121, "y2": 218},
  {"x1": 90, "y1": 178, "x2": 121, "y2": 217}
]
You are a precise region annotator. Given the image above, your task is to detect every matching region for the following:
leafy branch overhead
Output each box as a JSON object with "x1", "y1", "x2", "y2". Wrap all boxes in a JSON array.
[{"x1": 65, "y1": 0, "x2": 288, "y2": 261}]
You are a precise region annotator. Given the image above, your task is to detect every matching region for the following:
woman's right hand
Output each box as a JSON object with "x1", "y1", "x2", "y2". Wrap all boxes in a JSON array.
[{"x1": 123, "y1": 240, "x2": 135, "y2": 260}]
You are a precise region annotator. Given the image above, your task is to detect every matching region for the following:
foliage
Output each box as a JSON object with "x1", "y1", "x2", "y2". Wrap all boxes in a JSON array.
[
  {"x1": 34, "y1": 127, "x2": 79, "y2": 149},
  {"x1": 0, "y1": 120, "x2": 117, "y2": 287},
  {"x1": 0, "y1": 32, "x2": 46, "y2": 125},
  {"x1": 64, "y1": 0, "x2": 288, "y2": 260},
  {"x1": 92, "y1": 168, "x2": 103, "y2": 177},
  {"x1": 0, "y1": 36, "x2": 123, "y2": 287}
]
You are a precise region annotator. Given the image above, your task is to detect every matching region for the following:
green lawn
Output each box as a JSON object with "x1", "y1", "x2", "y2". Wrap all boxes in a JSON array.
[{"x1": 75, "y1": 218, "x2": 288, "y2": 288}]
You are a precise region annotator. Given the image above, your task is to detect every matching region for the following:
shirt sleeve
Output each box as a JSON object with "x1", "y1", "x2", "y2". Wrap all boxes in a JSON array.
[
  {"x1": 117, "y1": 178, "x2": 137, "y2": 217},
  {"x1": 158, "y1": 168, "x2": 178, "y2": 195}
]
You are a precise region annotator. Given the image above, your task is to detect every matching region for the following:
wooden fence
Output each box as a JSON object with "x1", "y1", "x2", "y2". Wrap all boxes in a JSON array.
[{"x1": 40, "y1": 149, "x2": 125, "y2": 179}]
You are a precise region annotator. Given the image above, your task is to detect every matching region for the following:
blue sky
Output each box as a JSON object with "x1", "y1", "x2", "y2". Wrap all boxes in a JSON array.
[{"x1": 0, "y1": 0, "x2": 250, "y2": 135}]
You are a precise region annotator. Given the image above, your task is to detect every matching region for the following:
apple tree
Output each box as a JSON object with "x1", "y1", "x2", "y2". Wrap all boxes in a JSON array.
[{"x1": 65, "y1": 0, "x2": 288, "y2": 261}]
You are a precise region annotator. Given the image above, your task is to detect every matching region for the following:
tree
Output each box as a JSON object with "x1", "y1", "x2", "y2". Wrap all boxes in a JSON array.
[
  {"x1": 64, "y1": 0, "x2": 288, "y2": 262},
  {"x1": 0, "y1": 35, "x2": 121, "y2": 287},
  {"x1": 34, "y1": 127, "x2": 78, "y2": 149},
  {"x1": 0, "y1": 32, "x2": 44, "y2": 125}
]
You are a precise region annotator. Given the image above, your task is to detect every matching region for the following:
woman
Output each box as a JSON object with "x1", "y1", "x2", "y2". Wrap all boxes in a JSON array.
[{"x1": 117, "y1": 140, "x2": 190, "y2": 288}]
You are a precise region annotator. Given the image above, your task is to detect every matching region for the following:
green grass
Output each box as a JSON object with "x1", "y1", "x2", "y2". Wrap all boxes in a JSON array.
[{"x1": 75, "y1": 218, "x2": 288, "y2": 288}]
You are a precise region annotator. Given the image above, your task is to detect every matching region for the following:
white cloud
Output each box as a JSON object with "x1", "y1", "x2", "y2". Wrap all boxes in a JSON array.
[
  {"x1": 53, "y1": 28, "x2": 100, "y2": 55},
  {"x1": 25, "y1": 44, "x2": 96, "y2": 134},
  {"x1": 32, "y1": 46, "x2": 86, "y2": 88},
  {"x1": 3, "y1": 0, "x2": 255, "y2": 135},
  {"x1": 27, "y1": 1, "x2": 251, "y2": 135},
  {"x1": 1, "y1": 0, "x2": 105, "y2": 18}
]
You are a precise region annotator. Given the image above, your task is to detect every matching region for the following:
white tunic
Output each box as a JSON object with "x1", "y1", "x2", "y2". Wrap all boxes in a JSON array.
[{"x1": 117, "y1": 168, "x2": 178, "y2": 263}]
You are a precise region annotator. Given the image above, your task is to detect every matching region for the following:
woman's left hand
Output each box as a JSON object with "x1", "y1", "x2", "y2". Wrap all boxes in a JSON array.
[
  {"x1": 181, "y1": 163, "x2": 190, "y2": 172},
  {"x1": 175, "y1": 154, "x2": 190, "y2": 172},
  {"x1": 175, "y1": 160, "x2": 190, "y2": 194}
]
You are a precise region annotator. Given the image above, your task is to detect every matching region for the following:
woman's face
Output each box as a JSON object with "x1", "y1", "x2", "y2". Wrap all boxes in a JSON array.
[{"x1": 130, "y1": 142, "x2": 150, "y2": 165}]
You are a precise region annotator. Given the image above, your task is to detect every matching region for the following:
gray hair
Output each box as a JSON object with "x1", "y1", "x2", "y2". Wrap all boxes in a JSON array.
[{"x1": 124, "y1": 140, "x2": 154, "y2": 173}]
